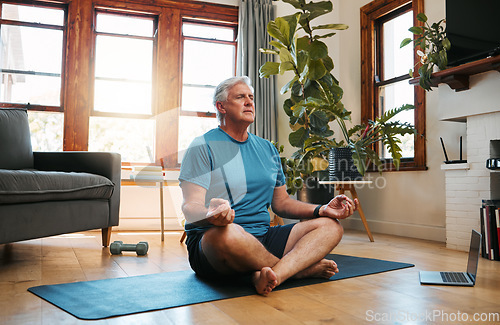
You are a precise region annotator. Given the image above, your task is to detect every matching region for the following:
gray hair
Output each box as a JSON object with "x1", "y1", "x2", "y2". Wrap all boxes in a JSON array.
[{"x1": 213, "y1": 76, "x2": 254, "y2": 122}]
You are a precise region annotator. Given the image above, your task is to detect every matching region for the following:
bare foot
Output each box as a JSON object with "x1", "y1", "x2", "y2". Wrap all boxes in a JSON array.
[
  {"x1": 294, "y1": 259, "x2": 339, "y2": 279},
  {"x1": 252, "y1": 267, "x2": 278, "y2": 296}
]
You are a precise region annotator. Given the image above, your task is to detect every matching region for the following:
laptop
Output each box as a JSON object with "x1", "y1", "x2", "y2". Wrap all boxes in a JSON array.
[{"x1": 419, "y1": 229, "x2": 481, "y2": 286}]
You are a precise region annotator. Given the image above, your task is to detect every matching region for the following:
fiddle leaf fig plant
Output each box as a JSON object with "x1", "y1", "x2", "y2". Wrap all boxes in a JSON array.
[
  {"x1": 261, "y1": 0, "x2": 416, "y2": 194},
  {"x1": 400, "y1": 13, "x2": 451, "y2": 90}
]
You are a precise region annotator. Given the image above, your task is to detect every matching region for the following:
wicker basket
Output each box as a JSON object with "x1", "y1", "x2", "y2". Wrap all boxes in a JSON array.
[{"x1": 328, "y1": 147, "x2": 362, "y2": 181}]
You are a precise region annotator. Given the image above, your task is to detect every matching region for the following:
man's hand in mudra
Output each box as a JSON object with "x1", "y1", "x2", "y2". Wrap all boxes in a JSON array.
[
  {"x1": 206, "y1": 198, "x2": 235, "y2": 226},
  {"x1": 320, "y1": 195, "x2": 359, "y2": 219}
]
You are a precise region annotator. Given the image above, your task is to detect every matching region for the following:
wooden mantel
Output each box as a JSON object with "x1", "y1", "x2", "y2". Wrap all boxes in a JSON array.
[{"x1": 409, "y1": 55, "x2": 500, "y2": 91}]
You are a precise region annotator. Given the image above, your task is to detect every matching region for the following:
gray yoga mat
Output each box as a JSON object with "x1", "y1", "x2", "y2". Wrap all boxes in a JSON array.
[{"x1": 28, "y1": 254, "x2": 414, "y2": 320}]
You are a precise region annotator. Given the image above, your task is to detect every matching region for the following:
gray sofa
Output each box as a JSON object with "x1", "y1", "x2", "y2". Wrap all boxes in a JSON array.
[{"x1": 0, "y1": 108, "x2": 121, "y2": 246}]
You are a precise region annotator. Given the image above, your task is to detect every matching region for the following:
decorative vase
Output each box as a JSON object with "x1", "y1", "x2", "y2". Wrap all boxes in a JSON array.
[
  {"x1": 328, "y1": 147, "x2": 363, "y2": 181},
  {"x1": 296, "y1": 176, "x2": 335, "y2": 205}
]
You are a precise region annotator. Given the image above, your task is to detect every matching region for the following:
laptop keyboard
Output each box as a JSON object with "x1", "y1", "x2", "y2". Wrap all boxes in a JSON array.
[{"x1": 440, "y1": 272, "x2": 469, "y2": 283}]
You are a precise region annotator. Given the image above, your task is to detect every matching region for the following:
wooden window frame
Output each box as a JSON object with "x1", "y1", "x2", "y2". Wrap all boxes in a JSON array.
[
  {"x1": 361, "y1": 0, "x2": 426, "y2": 172},
  {"x1": 0, "y1": 0, "x2": 67, "y2": 113}
]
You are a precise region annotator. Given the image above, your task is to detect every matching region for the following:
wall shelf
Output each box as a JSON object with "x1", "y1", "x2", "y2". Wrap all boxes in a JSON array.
[{"x1": 409, "y1": 55, "x2": 500, "y2": 91}]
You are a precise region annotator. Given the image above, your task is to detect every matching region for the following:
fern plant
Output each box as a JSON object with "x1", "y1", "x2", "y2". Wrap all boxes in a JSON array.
[{"x1": 336, "y1": 104, "x2": 416, "y2": 176}]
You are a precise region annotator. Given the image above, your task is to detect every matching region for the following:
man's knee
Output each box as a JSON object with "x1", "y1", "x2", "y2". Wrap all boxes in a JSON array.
[
  {"x1": 202, "y1": 223, "x2": 246, "y2": 251},
  {"x1": 315, "y1": 217, "x2": 344, "y2": 237}
]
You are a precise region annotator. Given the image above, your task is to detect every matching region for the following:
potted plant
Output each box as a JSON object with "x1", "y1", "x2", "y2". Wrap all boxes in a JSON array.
[
  {"x1": 260, "y1": 0, "x2": 415, "y2": 196},
  {"x1": 400, "y1": 13, "x2": 451, "y2": 91}
]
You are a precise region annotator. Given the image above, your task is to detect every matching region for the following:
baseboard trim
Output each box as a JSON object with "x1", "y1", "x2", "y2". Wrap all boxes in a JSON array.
[{"x1": 340, "y1": 217, "x2": 445, "y2": 242}]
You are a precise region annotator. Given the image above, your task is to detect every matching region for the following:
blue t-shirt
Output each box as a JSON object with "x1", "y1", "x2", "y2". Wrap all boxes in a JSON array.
[{"x1": 179, "y1": 127, "x2": 285, "y2": 237}]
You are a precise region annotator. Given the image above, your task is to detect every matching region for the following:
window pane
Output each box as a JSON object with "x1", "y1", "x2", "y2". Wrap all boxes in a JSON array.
[
  {"x1": 379, "y1": 80, "x2": 414, "y2": 158},
  {"x1": 183, "y1": 23, "x2": 234, "y2": 41},
  {"x1": 178, "y1": 116, "x2": 219, "y2": 162},
  {"x1": 0, "y1": 24, "x2": 63, "y2": 105},
  {"x1": 28, "y1": 111, "x2": 63, "y2": 151},
  {"x1": 1, "y1": 74, "x2": 61, "y2": 105},
  {"x1": 1, "y1": 25, "x2": 63, "y2": 72},
  {"x1": 182, "y1": 40, "x2": 235, "y2": 86},
  {"x1": 382, "y1": 11, "x2": 413, "y2": 80},
  {"x1": 89, "y1": 116, "x2": 155, "y2": 162},
  {"x1": 93, "y1": 34, "x2": 153, "y2": 114},
  {"x1": 95, "y1": 36, "x2": 152, "y2": 81},
  {"x1": 94, "y1": 79, "x2": 151, "y2": 114},
  {"x1": 2, "y1": 4, "x2": 64, "y2": 26},
  {"x1": 181, "y1": 85, "x2": 216, "y2": 112},
  {"x1": 96, "y1": 13, "x2": 154, "y2": 37}
]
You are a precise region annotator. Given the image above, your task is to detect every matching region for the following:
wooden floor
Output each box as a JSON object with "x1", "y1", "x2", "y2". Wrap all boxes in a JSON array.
[{"x1": 1, "y1": 230, "x2": 499, "y2": 325}]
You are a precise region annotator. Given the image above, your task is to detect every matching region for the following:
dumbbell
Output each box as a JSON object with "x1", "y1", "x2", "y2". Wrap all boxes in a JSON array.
[{"x1": 110, "y1": 241, "x2": 149, "y2": 256}]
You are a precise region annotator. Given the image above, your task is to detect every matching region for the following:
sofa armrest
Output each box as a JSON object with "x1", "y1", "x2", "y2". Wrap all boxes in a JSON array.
[{"x1": 33, "y1": 151, "x2": 121, "y2": 227}]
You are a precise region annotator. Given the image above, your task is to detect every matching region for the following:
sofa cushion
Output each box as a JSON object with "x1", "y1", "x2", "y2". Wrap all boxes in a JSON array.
[
  {"x1": 0, "y1": 108, "x2": 34, "y2": 169},
  {"x1": 0, "y1": 170, "x2": 114, "y2": 204}
]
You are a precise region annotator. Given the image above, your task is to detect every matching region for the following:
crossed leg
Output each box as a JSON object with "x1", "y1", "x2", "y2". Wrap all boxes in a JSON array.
[{"x1": 200, "y1": 217, "x2": 344, "y2": 295}]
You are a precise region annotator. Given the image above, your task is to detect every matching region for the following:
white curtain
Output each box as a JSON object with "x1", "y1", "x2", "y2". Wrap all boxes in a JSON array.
[{"x1": 237, "y1": 0, "x2": 278, "y2": 142}]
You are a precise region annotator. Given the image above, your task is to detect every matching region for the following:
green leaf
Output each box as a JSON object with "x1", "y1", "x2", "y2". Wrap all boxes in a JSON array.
[
  {"x1": 289, "y1": 127, "x2": 309, "y2": 147},
  {"x1": 303, "y1": 1, "x2": 333, "y2": 21},
  {"x1": 297, "y1": 36, "x2": 310, "y2": 52},
  {"x1": 308, "y1": 59, "x2": 327, "y2": 80},
  {"x1": 283, "y1": 99, "x2": 294, "y2": 117},
  {"x1": 267, "y1": 20, "x2": 287, "y2": 45},
  {"x1": 279, "y1": 47, "x2": 295, "y2": 65},
  {"x1": 409, "y1": 26, "x2": 423, "y2": 35},
  {"x1": 442, "y1": 38, "x2": 451, "y2": 51},
  {"x1": 312, "y1": 23, "x2": 348, "y2": 30},
  {"x1": 297, "y1": 52, "x2": 309, "y2": 80},
  {"x1": 416, "y1": 13, "x2": 428, "y2": 23},
  {"x1": 438, "y1": 49, "x2": 448, "y2": 70},
  {"x1": 350, "y1": 142, "x2": 367, "y2": 176},
  {"x1": 259, "y1": 61, "x2": 280, "y2": 78},
  {"x1": 270, "y1": 41, "x2": 286, "y2": 50},
  {"x1": 259, "y1": 48, "x2": 279, "y2": 55},
  {"x1": 400, "y1": 38, "x2": 412, "y2": 48},
  {"x1": 280, "y1": 61, "x2": 295, "y2": 74},
  {"x1": 281, "y1": 76, "x2": 299, "y2": 95},
  {"x1": 313, "y1": 32, "x2": 337, "y2": 40},
  {"x1": 292, "y1": 103, "x2": 306, "y2": 118},
  {"x1": 281, "y1": 13, "x2": 301, "y2": 46},
  {"x1": 377, "y1": 104, "x2": 415, "y2": 124},
  {"x1": 322, "y1": 56, "x2": 334, "y2": 72},
  {"x1": 309, "y1": 40, "x2": 328, "y2": 60},
  {"x1": 309, "y1": 110, "x2": 329, "y2": 128},
  {"x1": 275, "y1": 17, "x2": 291, "y2": 47},
  {"x1": 382, "y1": 134, "x2": 403, "y2": 169}
]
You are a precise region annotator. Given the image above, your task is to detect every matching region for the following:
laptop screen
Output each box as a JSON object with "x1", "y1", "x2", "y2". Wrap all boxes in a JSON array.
[{"x1": 466, "y1": 230, "x2": 482, "y2": 282}]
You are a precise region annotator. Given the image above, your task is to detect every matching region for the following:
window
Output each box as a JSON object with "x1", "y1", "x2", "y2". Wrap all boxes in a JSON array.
[
  {"x1": 178, "y1": 21, "x2": 237, "y2": 161},
  {"x1": 88, "y1": 11, "x2": 156, "y2": 163},
  {"x1": 361, "y1": 0, "x2": 426, "y2": 171},
  {"x1": 1, "y1": 0, "x2": 238, "y2": 166},
  {"x1": 0, "y1": 2, "x2": 65, "y2": 151}
]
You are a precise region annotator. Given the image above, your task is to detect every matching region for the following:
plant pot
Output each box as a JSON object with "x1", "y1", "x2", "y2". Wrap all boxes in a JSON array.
[
  {"x1": 328, "y1": 147, "x2": 363, "y2": 181},
  {"x1": 296, "y1": 177, "x2": 335, "y2": 205}
]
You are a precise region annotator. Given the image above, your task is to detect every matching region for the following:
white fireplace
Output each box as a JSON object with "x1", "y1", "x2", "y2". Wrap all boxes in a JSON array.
[{"x1": 439, "y1": 70, "x2": 500, "y2": 251}]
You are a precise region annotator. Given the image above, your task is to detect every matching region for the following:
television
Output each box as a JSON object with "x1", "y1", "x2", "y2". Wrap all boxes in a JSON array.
[{"x1": 446, "y1": 0, "x2": 500, "y2": 66}]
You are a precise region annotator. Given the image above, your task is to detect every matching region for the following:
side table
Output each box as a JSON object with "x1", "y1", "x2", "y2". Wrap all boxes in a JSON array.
[
  {"x1": 122, "y1": 165, "x2": 179, "y2": 242},
  {"x1": 319, "y1": 180, "x2": 374, "y2": 242}
]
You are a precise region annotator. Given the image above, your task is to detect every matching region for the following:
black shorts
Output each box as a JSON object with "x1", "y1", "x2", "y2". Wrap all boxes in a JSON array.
[{"x1": 185, "y1": 223, "x2": 295, "y2": 279}]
